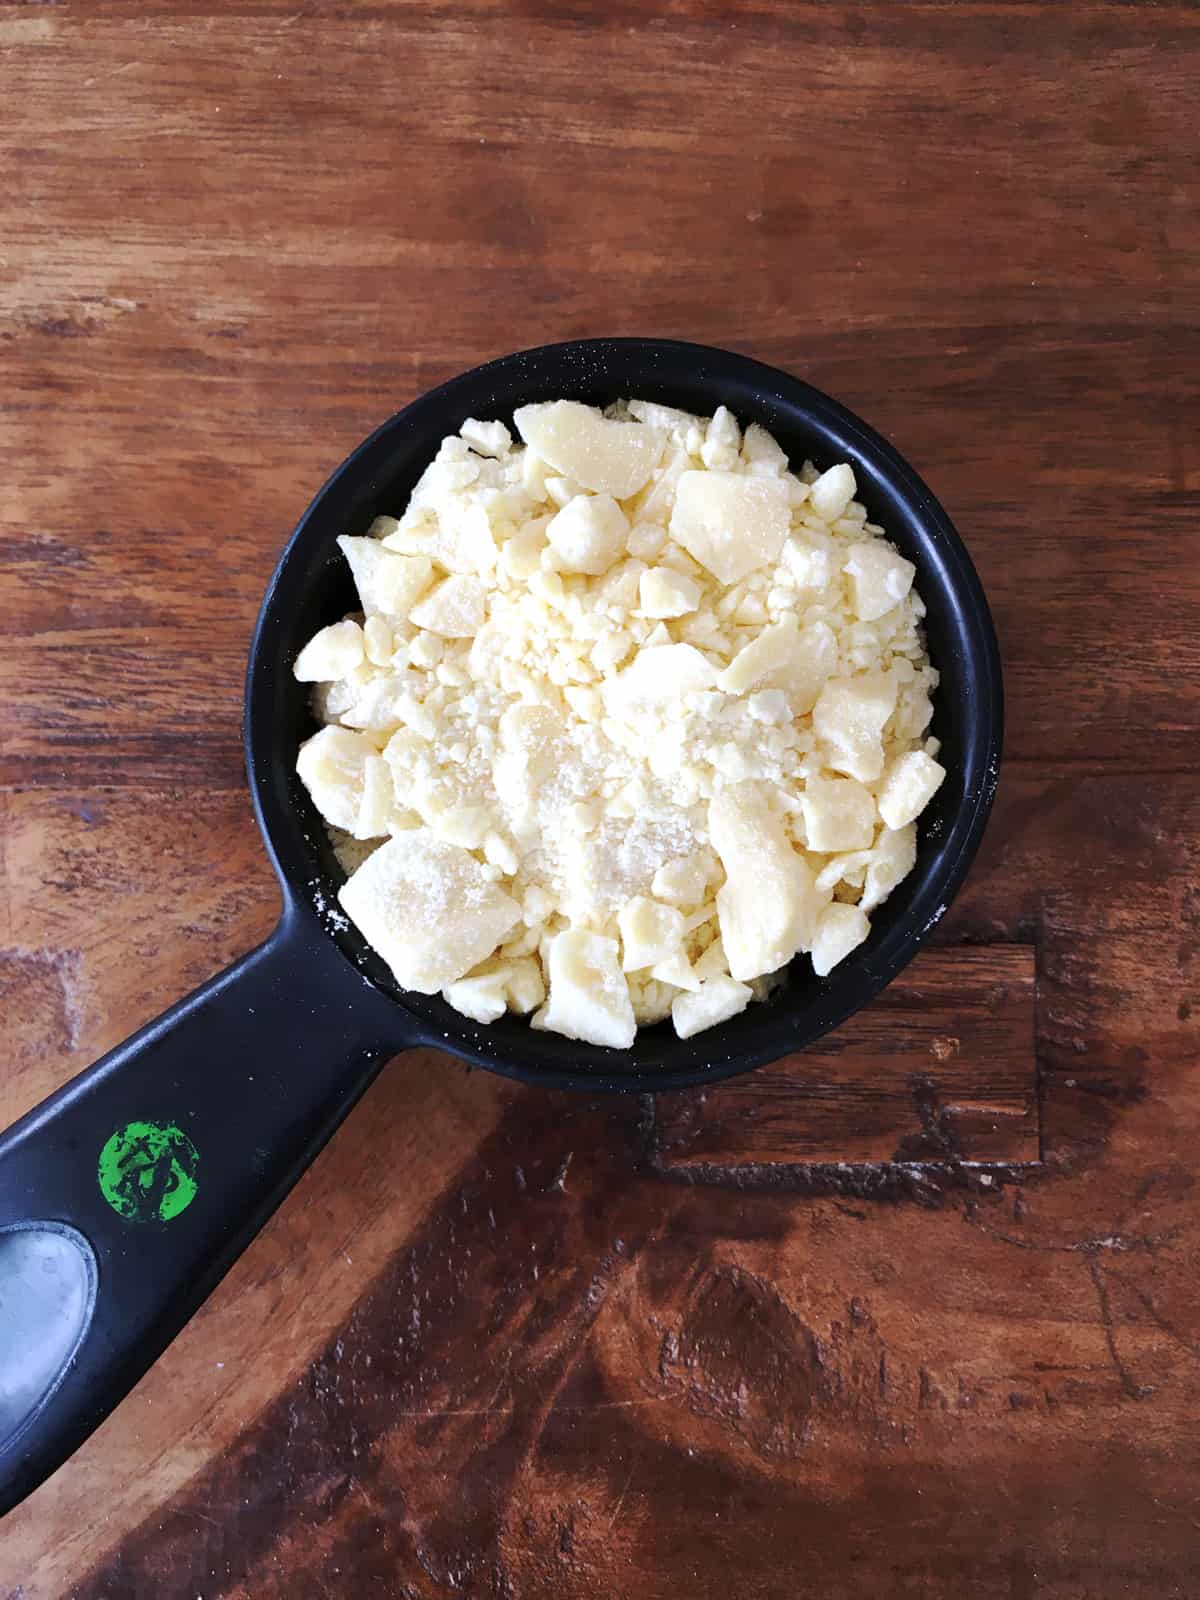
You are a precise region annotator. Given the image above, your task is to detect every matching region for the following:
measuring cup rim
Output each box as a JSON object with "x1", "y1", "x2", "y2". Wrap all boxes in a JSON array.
[{"x1": 242, "y1": 339, "x2": 1003, "y2": 1093}]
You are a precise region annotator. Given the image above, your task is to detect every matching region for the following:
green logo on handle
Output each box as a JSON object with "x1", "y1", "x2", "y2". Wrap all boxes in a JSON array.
[{"x1": 98, "y1": 1121, "x2": 200, "y2": 1223}]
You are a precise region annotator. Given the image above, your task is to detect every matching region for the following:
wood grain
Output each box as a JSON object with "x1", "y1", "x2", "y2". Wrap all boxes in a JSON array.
[
  {"x1": 1, "y1": 0, "x2": 1198, "y2": 1595},
  {"x1": 653, "y1": 946, "x2": 1039, "y2": 1168}
]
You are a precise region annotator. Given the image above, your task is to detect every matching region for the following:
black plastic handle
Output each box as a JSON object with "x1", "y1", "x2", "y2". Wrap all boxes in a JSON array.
[{"x1": 0, "y1": 906, "x2": 413, "y2": 1516}]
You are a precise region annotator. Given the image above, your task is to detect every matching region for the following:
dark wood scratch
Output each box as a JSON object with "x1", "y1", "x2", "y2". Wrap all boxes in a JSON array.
[{"x1": 1087, "y1": 1258, "x2": 1154, "y2": 1403}]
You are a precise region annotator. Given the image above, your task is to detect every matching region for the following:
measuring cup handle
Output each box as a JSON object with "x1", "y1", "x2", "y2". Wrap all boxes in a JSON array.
[{"x1": 0, "y1": 906, "x2": 414, "y2": 1516}]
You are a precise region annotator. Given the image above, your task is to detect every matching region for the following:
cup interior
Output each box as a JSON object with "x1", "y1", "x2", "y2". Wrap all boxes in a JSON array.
[{"x1": 246, "y1": 339, "x2": 1002, "y2": 1092}]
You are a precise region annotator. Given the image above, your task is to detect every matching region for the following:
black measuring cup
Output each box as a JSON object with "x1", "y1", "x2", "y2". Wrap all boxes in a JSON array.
[{"x1": 0, "y1": 339, "x2": 1002, "y2": 1514}]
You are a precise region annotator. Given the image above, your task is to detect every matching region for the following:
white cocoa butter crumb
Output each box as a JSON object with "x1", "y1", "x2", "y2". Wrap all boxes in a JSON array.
[{"x1": 294, "y1": 398, "x2": 943, "y2": 1046}]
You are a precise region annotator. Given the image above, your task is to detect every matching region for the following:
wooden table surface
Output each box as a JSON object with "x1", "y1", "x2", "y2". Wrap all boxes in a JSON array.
[{"x1": 2, "y1": 3, "x2": 1198, "y2": 1595}]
